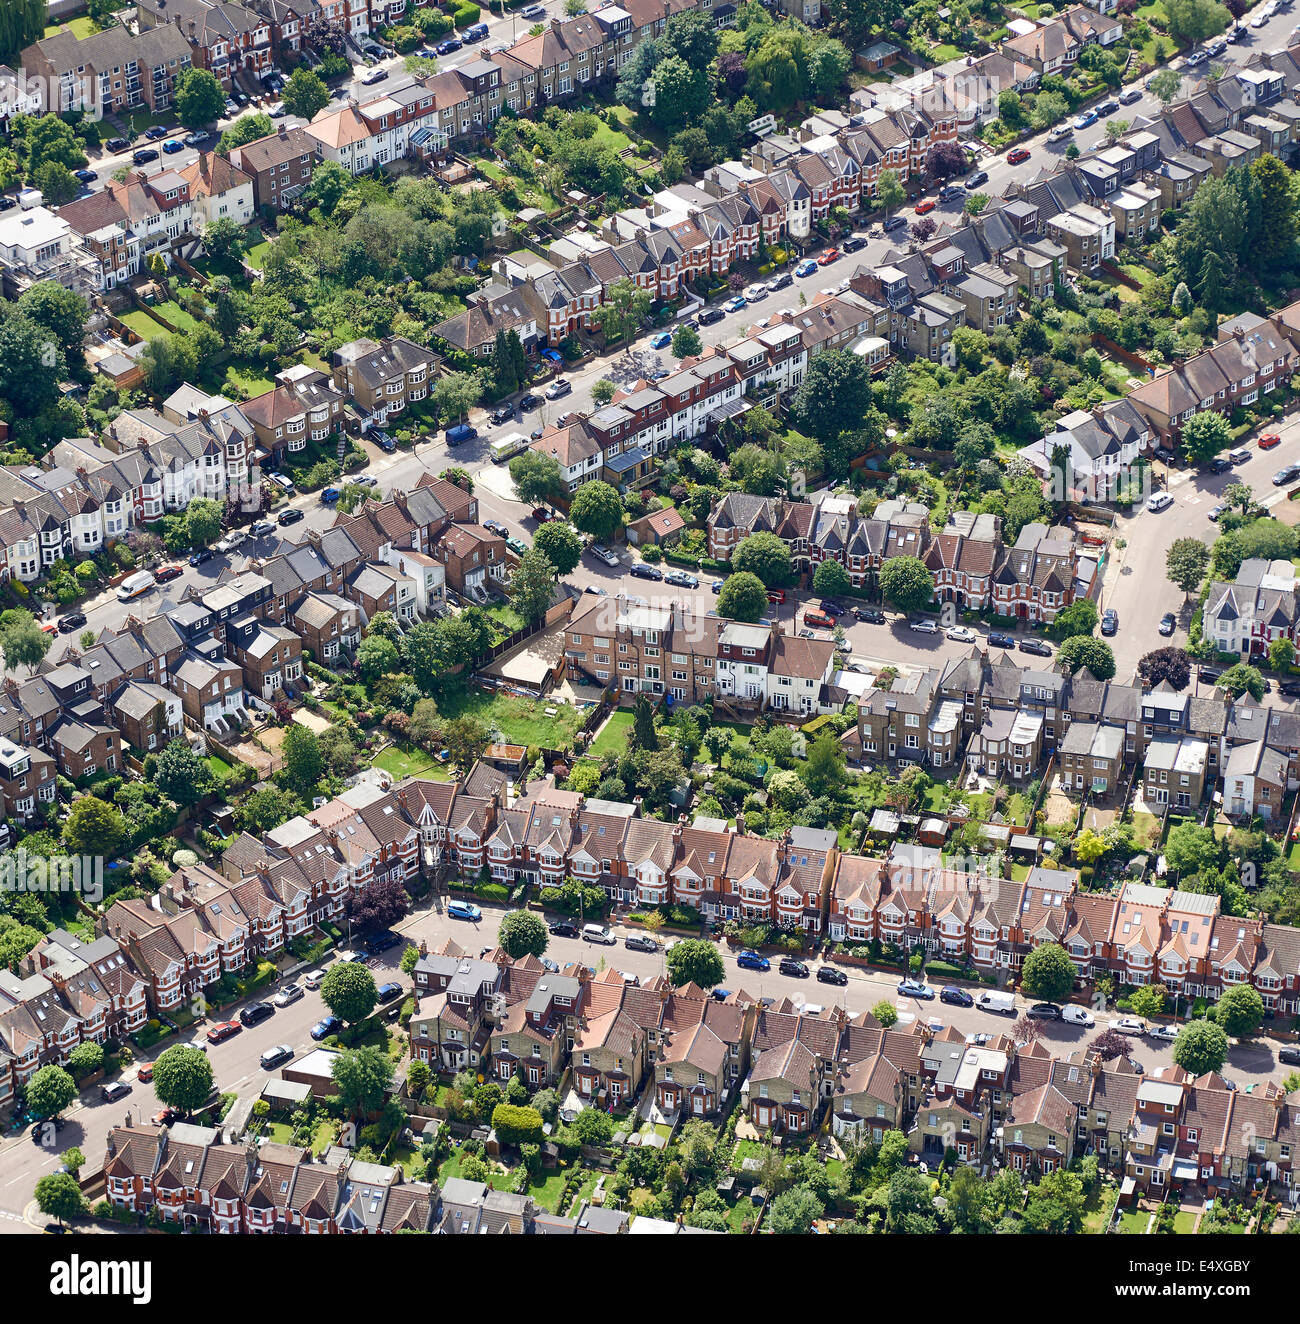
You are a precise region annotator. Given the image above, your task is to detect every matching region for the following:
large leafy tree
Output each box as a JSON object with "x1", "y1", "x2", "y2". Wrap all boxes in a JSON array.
[
  {"x1": 281, "y1": 723, "x2": 324, "y2": 796},
  {"x1": 217, "y1": 112, "x2": 275, "y2": 153},
  {"x1": 510, "y1": 451, "x2": 567, "y2": 507},
  {"x1": 0, "y1": 614, "x2": 51, "y2": 673},
  {"x1": 346, "y1": 876, "x2": 409, "y2": 932},
  {"x1": 18, "y1": 281, "x2": 88, "y2": 365},
  {"x1": 1047, "y1": 599, "x2": 1097, "y2": 641},
  {"x1": 321, "y1": 961, "x2": 378, "y2": 1025},
  {"x1": 812, "y1": 559, "x2": 852, "y2": 597},
  {"x1": 27, "y1": 1065, "x2": 76, "y2": 1120},
  {"x1": 35, "y1": 1173, "x2": 86, "y2": 1228},
  {"x1": 508, "y1": 546, "x2": 559, "y2": 624},
  {"x1": 666, "y1": 938, "x2": 725, "y2": 989},
  {"x1": 152, "y1": 1045, "x2": 214, "y2": 1115},
  {"x1": 716, "y1": 572, "x2": 769, "y2": 622},
  {"x1": 1137, "y1": 647, "x2": 1192, "y2": 691},
  {"x1": 1057, "y1": 636, "x2": 1115, "y2": 680},
  {"x1": 282, "y1": 66, "x2": 330, "y2": 121},
  {"x1": 792, "y1": 349, "x2": 875, "y2": 445},
  {"x1": 63, "y1": 796, "x2": 127, "y2": 857},
  {"x1": 1214, "y1": 983, "x2": 1264, "y2": 1037},
  {"x1": 732, "y1": 531, "x2": 793, "y2": 588},
  {"x1": 1173, "y1": 1019, "x2": 1228, "y2": 1075},
  {"x1": 1164, "y1": 821, "x2": 1218, "y2": 879},
  {"x1": 499, "y1": 909, "x2": 549, "y2": 960},
  {"x1": 1217, "y1": 663, "x2": 1265, "y2": 702},
  {"x1": 330, "y1": 1045, "x2": 394, "y2": 1117},
  {"x1": 154, "y1": 738, "x2": 215, "y2": 808},
  {"x1": 532, "y1": 520, "x2": 582, "y2": 576},
  {"x1": 1166, "y1": 537, "x2": 1211, "y2": 599},
  {"x1": 644, "y1": 54, "x2": 710, "y2": 132},
  {"x1": 1164, "y1": 0, "x2": 1230, "y2": 44},
  {"x1": 569, "y1": 481, "x2": 624, "y2": 542},
  {"x1": 175, "y1": 67, "x2": 225, "y2": 128},
  {"x1": 879, "y1": 556, "x2": 934, "y2": 614},
  {"x1": 433, "y1": 370, "x2": 483, "y2": 425},
  {"x1": 592, "y1": 277, "x2": 652, "y2": 345},
  {"x1": 1020, "y1": 942, "x2": 1075, "y2": 1003},
  {"x1": 0, "y1": 307, "x2": 65, "y2": 416}
]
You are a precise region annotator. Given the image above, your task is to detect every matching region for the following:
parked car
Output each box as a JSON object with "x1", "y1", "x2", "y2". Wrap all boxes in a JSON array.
[
  {"x1": 1279, "y1": 1046, "x2": 1300, "y2": 1066},
  {"x1": 132, "y1": 148, "x2": 159, "y2": 165},
  {"x1": 1118, "y1": 86, "x2": 1142, "y2": 105},
  {"x1": 881, "y1": 214, "x2": 908, "y2": 231},
  {"x1": 549, "y1": 920, "x2": 580, "y2": 938},
  {"x1": 1147, "y1": 1024, "x2": 1179, "y2": 1042},
  {"x1": 136, "y1": 1062, "x2": 154, "y2": 1083},
  {"x1": 373, "y1": 430, "x2": 398, "y2": 453},
  {"x1": 1146, "y1": 491, "x2": 1174, "y2": 513},
  {"x1": 184, "y1": 131, "x2": 211, "y2": 147},
  {"x1": 938, "y1": 184, "x2": 964, "y2": 202},
  {"x1": 144, "y1": 125, "x2": 170, "y2": 140},
  {"x1": 56, "y1": 612, "x2": 87, "y2": 635},
  {"x1": 1018, "y1": 638, "x2": 1053, "y2": 657},
  {"x1": 246, "y1": 521, "x2": 275, "y2": 540},
  {"x1": 1158, "y1": 612, "x2": 1177, "y2": 636},
  {"x1": 778, "y1": 957, "x2": 810, "y2": 978},
  {"x1": 897, "y1": 979, "x2": 934, "y2": 1000},
  {"x1": 624, "y1": 934, "x2": 660, "y2": 953},
  {"x1": 841, "y1": 234, "x2": 867, "y2": 252},
  {"x1": 817, "y1": 965, "x2": 848, "y2": 985},
  {"x1": 630, "y1": 562, "x2": 663, "y2": 580},
  {"x1": 162, "y1": 138, "x2": 184, "y2": 153},
  {"x1": 767, "y1": 271, "x2": 794, "y2": 290},
  {"x1": 743, "y1": 283, "x2": 768, "y2": 301},
  {"x1": 520, "y1": 3, "x2": 545, "y2": 14},
  {"x1": 816, "y1": 247, "x2": 839, "y2": 265},
  {"x1": 723, "y1": 295, "x2": 747, "y2": 312},
  {"x1": 988, "y1": 631, "x2": 1017, "y2": 648},
  {"x1": 310, "y1": 1015, "x2": 343, "y2": 1041},
  {"x1": 1061, "y1": 1005, "x2": 1095, "y2": 1027},
  {"x1": 74, "y1": 169, "x2": 97, "y2": 184},
  {"x1": 206, "y1": 1020, "x2": 241, "y2": 1043},
  {"x1": 1207, "y1": 455, "x2": 1232, "y2": 474},
  {"x1": 259, "y1": 1044, "x2": 294, "y2": 1070},
  {"x1": 1095, "y1": 99, "x2": 1119, "y2": 116},
  {"x1": 664, "y1": 569, "x2": 699, "y2": 588},
  {"x1": 377, "y1": 981, "x2": 403, "y2": 1003},
  {"x1": 698, "y1": 306, "x2": 725, "y2": 325},
  {"x1": 105, "y1": 136, "x2": 129, "y2": 152},
  {"x1": 1259, "y1": 432, "x2": 1282, "y2": 449},
  {"x1": 945, "y1": 625, "x2": 976, "y2": 643},
  {"x1": 939, "y1": 985, "x2": 974, "y2": 1007},
  {"x1": 649, "y1": 331, "x2": 672, "y2": 349},
  {"x1": 1274, "y1": 465, "x2": 1300, "y2": 486},
  {"x1": 544, "y1": 378, "x2": 572, "y2": 400},
  {"x1": 272, "y1": 983, "x2": 304, "y2": 1008},
  {"x1": 100, "y1": 1081, "x2": 131, "y2": 1102},
  {"x1": 277, "y1": 507, "x2": 304, "y2": 527},
  {"x1": 795, "y1": 258, "x2": 819, "y2": 277},
  {"x1": 710, "y1": 578, "x2": 725, "y2": 593},
  {"x1": 854, "y1": 606, "x2": 886, "y2": 624},
  {"x1": 1026, "y1": 1002, "x2": 1062, "y2": 1020},
  {"x1": 1280, "y1": 680, "x2": 1300, "y2": 698},
  {"x1": 1110, "y1": 1016, "x2": 1146, "y2": 1035},
  {"x1": 737, "y1": 950, "x2": 771, "y2": 972},
  {"x1": 1048, "y1": 122, "x2": 1073, "y2": 142},
  {"x1": 447, "y1": 900, "x2": 481, "y2": 921},
  {"x1": 1101, "y1": 608, "x2": 1118, "y2": 636},
  {"x1": 1074, "y1": 109, "x2": 1098, "y2": 129},
  {"x1": 965, "y1": 170, "x2": 989, "y2": 188},
  {"x1": 910, "y1": 619, "x2": 940, "y2": 634},
  {"x1": 363, "y1": 930, "x2": 402, "y2": 956},
  {"x1": 1208, "y1": 502, "x2": 1229, "y2": 522},
  {"x1": 582, "y1": 923, "x2": 617, "y2": 945},
  {"x1": 239, "y1": 1001, "x2": 274, "y2": 1027},
  {"x1": 1006, "y1": 147, "x2": 1031, "y2": 164},
  {"x1": 590, "y1": 544, "x2": 620, "y2": 567},
  {"x1": 914, "y1": 198, "x2": 936, "y2": 214}
]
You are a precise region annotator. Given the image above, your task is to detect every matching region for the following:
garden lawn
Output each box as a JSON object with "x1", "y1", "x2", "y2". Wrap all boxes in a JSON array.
[
  {"x1": 150, "y1": 299, "x2": 206, "y2": 334},
  {"x1": 589, "y1": 709, "x2": 636, "y2": 759},
  {"x1": 221, "y1": 360, "x2": 276, "y2": 398},
  {"x1": 119, "y1": 308, "x2": 168, "y2": 340},
  {"x1": 1116, "y1": 1206, "x2": 1153, "y2": 1234},
  {"x1": 928, "y1": 43, "x2": 964, "y2": 62},
  {"x1": 45, "y1": 15, "x2": 99, "y2": 37},
  {"x1": 437, "y1": 686, "x2": 584, "y2": 750},
  {"x1": 245, "y1": 232, "x2": 273, "y2": 268},
  {"x1": 374, "y1": 743, "x2": 454, "y2": 781}
]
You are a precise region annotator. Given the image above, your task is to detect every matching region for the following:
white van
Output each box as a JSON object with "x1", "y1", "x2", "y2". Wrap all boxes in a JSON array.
[
  {"x1": 977, "y1": 990, "x2": 1017, "y2": 1016},
  {"x1": 1146, "y1": 491, "x2": 1173, "y2": 514},
  {"x1": 490, "y1": 432, "x2": 529, "y2": 464},
  {"x1": 116, "y1": 570, "x2": 156, "y2": 602}
]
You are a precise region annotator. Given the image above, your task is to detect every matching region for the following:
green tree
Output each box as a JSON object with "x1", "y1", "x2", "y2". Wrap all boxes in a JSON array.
[
  {"x1": 768, "y1": 1183, "x2": 823, "y2": 1234},
  {"x1": 282, "y1": 66, "x2": 330, "y2": 120},
  {"x1": 716, "y1": 572, "x2": 769, "y2": 622},
  {"x1": 532, "y1": 520, "x2": 582, "y2": 576},
  {"x1": 174, "y1": 67, "x2": 225, "y2": 128},
  {"x1": 1020, "y1": 942, "x2": 1075, "y2": 1003},
  {"x1": 217, "y1": 112, "x2": 275, "y2": 153},
  {"x1": 1180, "y1": 409, "x2": 1232, "y2": 464},
  {"x1": 1217, "y1": 663, "x2": 1265, "y2": 702},
  {"x1": 509, "y1": 450, "x2": 567, "y2": 507},
  {"x1": 442, "y1": 714, "x2": 488, "y2": 769},
  {"x1": 1164, "y1": 0, "x2": 1230, "y2": 45},
  {"x1": 1173, "y1": 1019, "x2": 1229, "y2": 1076},
  {"x1": 152, "y1": 1045, "x2": 214, "y2": 1115},
  {"x1": 732, "y1": 531, "x2": 793, "y2": 588},
  {"x1": 321, "y1": 961, "x2": 378, "y2": 1024},
  {"x1": 499, "y1": 909, "x2": 549, "y2": 960},
  {"x1": 1166, "y1": 537, "x2": 1211, "y2": 599},
  {"x1": 1149, "y1": 68, "x2": 1182, "y2": 106},
  {"x1": 1047, "y1": 598, "x2": 1098, "y2": 641},
  {"x1": 63, "y1": 796, "x2": 127, "y2": 857},
  {"x1": 1129, "y1": 984, "x2": 1167, "y2": 1020},
  {"x1": 0, "y1": 617, "x2": 51, "y2": 673},
  {"x1": 879, "y1": 555, "x2": 935, "y2": 613},
  {"x1": 153, "y1": 738, "x2": 214, "y2": 808},
  {"x1": 18, "y1": 281, "x2": 89, "y2": 364},
  {"x1": 432, "y1": 370, "x2": 483, "y2": 426},
  {"x1": 1270, "y1": 637, "x2": 1296, "y2": 672},
  {"x1": 671, "y1": 324, "x2": 702, "y2": 359},
  {"x1": 491, "y1": 1102, "x2": 544, "y2": 1145},
  {"x1": 27, "y1": 1065, "x2": 76, "y2": 1120},
  {"x1": 792, "y1": 349, "x2": 874, "y2": 445},
  {"x1": 330, "y1": 1045, "x2": 394, "y2": 1117},
  {"x1": 34, "y1": 1173, "x2": 85, "y2": 1228},
  {"x1": 631, "y1": 692, "x2": 659, "y2": 753},
  {"x1": 1214, "y1": 983, "x2": 1264, "y2": 1037},
  {"x1": 569, "y1": 480, "x2": 625, "y2": 542},
  {"x1": 1029, "y1": 88, "x2": 1070, "y2": 129},
  {"x1": 1057, "y1": 636, "x2": 1115, "y2": 680},
  {"x1": 356, "y1": 634, "x2": 400, "y2": 685},
  {"x1": 508, "y1": 546, "x2": 559, "y2": 623},
  {"x1": 804, "y1": 732, "x2": 845, "y2": 798},
  {"x1": 185, "y1": 497, "x2": 224, "y2": 549},
  {"x1": 1164, "y1": 822, "x2": 1217, "y2": 879},
  {"x1": 871, "y1": 1000, "x2": 898, "y2": 1028},
  {"x1": 572, "y1": 1107, "x2": 615, "y2": 1146},
  {"x1": 666, "y1": 938, "x2": 725, "y2": 988},
  {"x1": 876, "y1": 168, "x2": 905, "y2": 218},
  {"x1": 32, "y1": 160, "x2": 77, "y2": 206},
  {"x1": 812, "y1": 559, "x2": 852, "y2": 597},
  {"x1": 591, "y1": 378, "x2": 616, "y2": 407},
  {"x1": 281, "y1": 723, "x2": 324, "y2": 796},
  {"x1": 593, "y1": 279, "x2": 652, "y2": 346},
  {"x1": 201, "y1": 216, "x2": 246, "y2": 266}
]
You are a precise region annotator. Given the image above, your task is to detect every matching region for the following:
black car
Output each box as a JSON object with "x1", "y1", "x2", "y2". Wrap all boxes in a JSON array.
[
  {"x1": 854, "y1": 606, "x2": 886, "y2": 624},
  {"x1": 1158, "y1": 612, "x2": 1177, "y2": 637},
  {"x1": 1018, "y1": 638, "x2": 1052, "y2": 657},
  {"x1": 518, "y1": 393, "x2": 542, "y2": 412},
  {"x1": 1280, "y1": 680, "x2": 1300, "y2": 698},
  {"x1": 105, "y1": 136, "x2": 129, "y2": 152},
  {"x1": 1100, "y1": 609, "x2": 1118, "y2": 636},
  {"x1": 189, "y1": 548, "x2": 214, "y2": 566},
  {"x1": 376, "y1": 981, "x2": 403, "y2": 1003},
  {"x1": 1207, "y1": 456, "x2": 1233, "y2": 474},
  {"x1": 1198, "y1": 666, "x2": 1223, "y2": 684},
  {"x1": 259, "y1": 1044, "x2": 294, "y2": 1070},
  {"x1": 132, "y1": 148, "x2": 159, "y2": 165},
  {"x1": 630, "y1": 563, "x2": 663, "y2": 580},
  {"x1": 1153, "y1": 446, "x2": 1176, "y2": 464},
  {"x1": 938, "y1": 183, "x2": 965, "y2": 202},
  {"x1": 989, "y1": 631, "x2": 1017, "y2": 649},
  {"x1": 778, "y1": 957, "x2": 810, "y2": 978},
  {"x1": 1095, "y1": 99, "x2": 1119, "y2": 116},
  {"x1": 239, "y1": 1001, "x2": 274, "y2": 1027},
  {"x1": 0, "y1": 195, "x2": 16, "y2": 210},
  {"x1": 965, "y1": 169, "x2": 989, "y2": 188},
  {"x1": 74, "y1": 169, "x2": 97, "y2": 184},
  {"x1": 372, "y1": 430, "x2": 397, "y2": 453},
  {"x1": 1027, "y1": 1002, "x2": 1062, "y2": 1020},
  {"x1": 549, "y1": 920, "x2": 580, "y2": 938},
  {"x1": 144, "y1": 125, "x2": 170, "y2": 140},
  {"x1": 277, "y1": 508, "x2": 305, "y2": 527},
  {"x1": 698, "y1": 306, "x2": 726, "y2": 326},
  {"x1": 56, "y1": 612, "x2": 87, "y2": 634},
  {"x1": 1280, "y1": 1046, "x2": 1300, "y2": 1066},
  {"x1": 363, "y1": 930, "x2": 402, "y2": 956},
  {"x1": 624, "y1": 934, "x2": 660, "y2": 954},
  {"x1": 816, "y1": 965, "x2": 848, "y2": 986},
  {"x1": 767, "y1": 273, "x2": 793, "y2": 290},
  {"x1": 939, "y1": 985, "x2": 974, "y2": 1007},
  {"x1": 841, "y1": 235, "x2": 866, "y2": 252},
  {"x1": 819, "y1": 600, "x2": 844, "y2": 617},
  {"x1": 488, "y1": 404, "x2": 515, "y2": 426}
]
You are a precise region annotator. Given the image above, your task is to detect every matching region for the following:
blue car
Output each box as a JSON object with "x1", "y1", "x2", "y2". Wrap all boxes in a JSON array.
[
  {"x1": 320, "y1": 486, "x2": 341, "y2": 504},
  {"x1": 723, "y1": 295, "x2": 747, "y2": 312},
  {"x1": 736, "y1": 950, "x2": 770, "y2": 972},
  {"x1": 376, "y1": 982, "x2": 403, "y2": 1003},
  {"x1": 649, "y1": 331, "x2": 672, "y2": 349},
  {"x1": 1074, "y1": 109, "x2": 1098, "y2": 129},
  {"x1": 710, "y1": 987, "x2": 732, "y2": 1002},
  {"x1": 540, "y1": 348, "x2": 563, "y2": 364},
  {"x1": 162, "y1": 138, "x2": 184, "y2": 153},
  {"x1": 795, "y1": 259, "x2": 818, "y2": 277},
  {"x1": 310, "y1": 1015, "x2": 342, "y2": 1041},
  {"x1": 710, "y1": 579, "x2": 724, "y2": 593},
  {"x1": 447, "y1": 900, "x2": 482, "y2": 921}
]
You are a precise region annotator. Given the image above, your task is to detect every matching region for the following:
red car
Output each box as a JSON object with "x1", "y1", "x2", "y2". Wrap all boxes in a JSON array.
[
  {"x1": 40, "y1": 621, "x2": 58, "y2": 634},
  {"x1": 531, "y1": 507, "x2": 558, "y2": 522},
  {"x1": 155, "y1": 564, "x2": 183, "y2": 583},
  {"x1": 1259, "y1": 433, "x2": 1282, "y2": 450},
  {"x1": 136, "y1": 1062, "x2": 154, "y2": 1083},
  {"x1": 1006, "y1": 147, "x2": 1031, "y2": 165},
  {"x1": 816, "y1": 247, "x2": 839, "y2": 266},
  {"x1": 206, "y1": 1020, "x2": 241, "y2": 1044},
  {"x1": 915, "y1": 199, "x2": 936, "y2": 214},
  {"x1": 767, "y1": 589, "x2": 786, "y2": 605}
]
